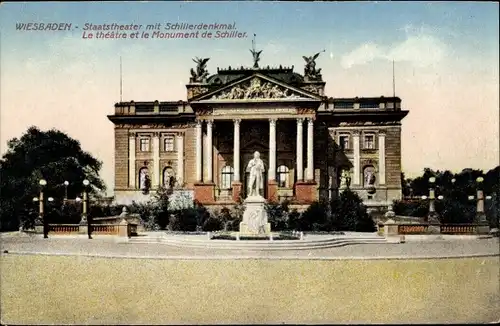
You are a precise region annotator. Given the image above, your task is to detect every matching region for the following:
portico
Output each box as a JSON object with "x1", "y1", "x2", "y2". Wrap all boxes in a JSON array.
[{"x1": 192, "y1": 114, "x2": 317, "y2": 204}]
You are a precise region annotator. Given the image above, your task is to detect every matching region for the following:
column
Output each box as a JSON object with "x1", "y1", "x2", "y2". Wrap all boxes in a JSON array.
[
  {"x1": 176, "y1": 133, "x2": 184, "y2": 186},
  {"x1": 378, "y1": 131, "x2": 386, "y2": 185},
  {"x1": 269, "y1": 119, "x2": 277, "y2": 181},
  {"x1": 152, "y1": 132, "x2": 160, "y2": 188},
  {"x1": 306, "y1": 118, "x2": 314, "y2": 181},
  {"x1": 128, "y1": 133, "x2": 136, "y2": 188},
  {"x1": 233, "y1": 119, "x2": 241, "y2": 182},
  {"x1": 206, "y1": 120, "x2": 213, "y2": 183},
  {"x1": 296, "y1": 118, "x2": 304, "y2": 181},
  {"x1": 195, "y1": 120, "x2": 203, "y2": 182},
  {"x1": 353, "y1": 130, "x2": 360, "y2": 185}
]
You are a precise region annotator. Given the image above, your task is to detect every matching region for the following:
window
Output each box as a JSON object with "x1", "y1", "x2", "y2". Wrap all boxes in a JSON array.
[
  {"x1": 338, "y1": 135, "x2": 349, "y2": 150},
  {"x1": 364, "y1": 134, "x2": 375, "y2": 149},
  {"x1": 221, "y1": 166, "x2": 234, "y2": 189},
  {"x1": 139, "y1": 138, "x2": 150, "y2": 152},
  {"x1": 163, "y1": 136, "x2": 175, "y2": 152},
  {"x1": 277, "y1": 165, "x2": 289, "y2": 188}
]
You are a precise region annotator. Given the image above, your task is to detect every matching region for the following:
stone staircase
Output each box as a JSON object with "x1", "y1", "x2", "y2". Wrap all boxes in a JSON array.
[{"x1": 126, "y1": 233, "x2": 389, "y2": 250}]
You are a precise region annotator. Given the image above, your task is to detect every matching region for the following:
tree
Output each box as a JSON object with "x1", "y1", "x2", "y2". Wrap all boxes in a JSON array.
[
  {"x1": 397, "y1": 165, "x2": 499, "y2": 225},
  {"x1": 0, "y1": 126, "x2": 105, "y2": 231}
]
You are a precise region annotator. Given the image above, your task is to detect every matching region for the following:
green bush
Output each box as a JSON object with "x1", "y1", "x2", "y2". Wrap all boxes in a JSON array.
[
  {"x1": 202, "y1": 216, "x2": 223, "y2": 231},
  {"x1": 299, "y1": 201, "x2": 330, "y2": 231},
  {"x1": 435, "y1": 198, "x2": 475, "y2": 224},
  {"x1": 393, "y1": 199, "x2": 429, "y2": 217},
  {"x1": 331, "y1": 190, "x2": 375, "y2": 232},
  {"x1": 169, "y1": 208, "x2": 199, "y2": 231},
  {"x1": 218, "y1": 206, "x2": 240, "y2": 231},
  {"x1": 266, "y1": 201, "x2": 289, "y2": 231}
]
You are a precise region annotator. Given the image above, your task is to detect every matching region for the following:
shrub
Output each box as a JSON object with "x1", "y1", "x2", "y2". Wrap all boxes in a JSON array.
[
  {"x1": 331, "y1": 190, "x2": 375, "y2": 232},
  {"x1": 436, "y1": 198, "x2": 475, "y2": 224},
  {"x1": 393, "y1": 199, "x2": 429, "y2": 217},
  {"x1": 266, "y1": 201, "x2": 289, "y2": 231},
  {"x1": 169, "y1": 208, "x2": 199, "y2": 231},
  {"x1": 298, "y1": 201, "x2": 330, "y2": 231},
  {"x1": 287, "y1": 209, "x2": 301, "y2": 230},
  {"x1": 218, "y1": 206, "x2": 240, "y2": 231},
  {"x1": 202, "y1": 217, "x2": 223, "y2": 231}
]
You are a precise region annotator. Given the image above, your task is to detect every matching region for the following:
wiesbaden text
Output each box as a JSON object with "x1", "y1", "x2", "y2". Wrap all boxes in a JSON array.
[{"x1": 16, "y1": 23, "x2": 72, "y2": 31}]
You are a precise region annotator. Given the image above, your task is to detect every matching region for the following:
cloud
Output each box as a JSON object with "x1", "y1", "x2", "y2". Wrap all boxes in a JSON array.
[{"x1": 341, "y1": 27, "x2": 448, "y2": 69}]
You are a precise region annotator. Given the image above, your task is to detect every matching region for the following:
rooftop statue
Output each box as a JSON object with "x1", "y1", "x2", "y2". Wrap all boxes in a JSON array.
[
  {"x1": 250, "y1": 48, "x2": 262, "y2": 69},
  {"x1": 303, "y1": 51, "x2": 324, "y2": 81},
  {"x1": 190, "y1": 57, "x2": 210, "y2": 83}
]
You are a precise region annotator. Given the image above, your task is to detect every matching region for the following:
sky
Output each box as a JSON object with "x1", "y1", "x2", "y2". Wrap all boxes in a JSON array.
[{"x1": 1, "y1": 1, "x2": 499, "y2": 195}]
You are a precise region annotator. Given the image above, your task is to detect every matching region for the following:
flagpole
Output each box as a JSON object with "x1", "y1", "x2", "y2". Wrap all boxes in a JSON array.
[
  {"x1": 120, "y1": 56, "x2": 123, "y2": 102},
  {"x1": 392, "y1": 60, "x2": 396, "y2": 97}
]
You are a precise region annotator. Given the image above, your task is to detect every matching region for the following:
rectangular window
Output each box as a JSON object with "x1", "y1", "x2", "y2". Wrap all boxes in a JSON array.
[
  {"x1": 338, "y1": 135, "x2": 350, "y2": 150},
  {"x1": 163, "y1": 136, "x2": 175, "y2": 152},
  {"x1": 364, "y1": 134, "x2": 375, "y2": 149},
  {"x1": 139, "y1": 138, "x2": 150, "y2": 152}
]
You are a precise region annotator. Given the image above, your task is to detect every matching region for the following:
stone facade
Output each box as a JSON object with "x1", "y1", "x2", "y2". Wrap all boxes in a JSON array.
[{"x1": 108, "y1": 58, "x2": 408, "y2": 208}]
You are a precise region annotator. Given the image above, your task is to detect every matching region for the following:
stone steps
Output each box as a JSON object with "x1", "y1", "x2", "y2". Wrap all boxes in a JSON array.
[{"x1": 127, "y1": 234, "x2": 388, "y2": 250}]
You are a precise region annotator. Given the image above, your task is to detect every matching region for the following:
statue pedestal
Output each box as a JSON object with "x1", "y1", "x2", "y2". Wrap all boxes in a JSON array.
[{"x1": 239, "y1": 195, "x2": 271, "y2": 235}]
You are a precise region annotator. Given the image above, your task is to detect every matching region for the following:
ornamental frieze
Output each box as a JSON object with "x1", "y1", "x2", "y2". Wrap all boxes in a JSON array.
[
  {"x1": 211, "y1": 107, "x2": 297, "y2": 116},
  {"x1": 191, "y1": 87, "x2": 209, "y2": 97},
  {"x1": 297, "y1": 108, "x2": 316, "y2": 115},
  {"x1": 337, "y1": 121, "x2": 401, "y2": 127},
  {"x1": 302, "y1": 84, "x2": 321, "y2": 94},
  {"x1": 195, "y1": 108, "x2": 213, "y2": 116},
  {"x1": 211, "y1": 77, "x2": 305, "y2": 100}
]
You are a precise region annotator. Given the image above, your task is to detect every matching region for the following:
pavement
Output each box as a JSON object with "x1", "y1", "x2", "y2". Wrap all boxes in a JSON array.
[{"x1": 1, "y1": 231, "x2": 498, "y2": 260}]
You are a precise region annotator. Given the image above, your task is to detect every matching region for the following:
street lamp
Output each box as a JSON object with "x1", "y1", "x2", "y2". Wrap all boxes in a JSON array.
[
  {"x1": 427, "y1": 177, "x2": 440, "y2": 224},
  {"x1": 474, "y1": 176, "x2": 487, "y2": 225},
  {"x1": 81, "y1": 179, "x2": 92, "y2": 239},
  {"x1": 36, "y1": 179, "x2": 48, "y2": 237},
  {"x1": 80, "y1": 180, "x2": 90, "y2": 224},
  {"x1": 63, "y1": 181, "x2": 69, "y2": 202}
]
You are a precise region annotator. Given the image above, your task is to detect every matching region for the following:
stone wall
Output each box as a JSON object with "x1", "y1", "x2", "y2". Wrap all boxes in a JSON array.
[{"x1": 114, "y1": 128, "x2": 129, "y2": 190}]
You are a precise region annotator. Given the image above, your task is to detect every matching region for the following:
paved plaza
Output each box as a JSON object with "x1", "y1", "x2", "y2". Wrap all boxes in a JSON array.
[
  {"x1": 1, "y1": 232, "x2": 499, "y2": 324},
  {"x1": 1, "y1": 232, "x2": 499, "y2": 259}
]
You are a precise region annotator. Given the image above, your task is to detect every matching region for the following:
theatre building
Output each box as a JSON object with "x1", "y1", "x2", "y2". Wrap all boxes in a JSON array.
[{"x1": 107, "y1": 52, "x2": 409, "y2": 209}]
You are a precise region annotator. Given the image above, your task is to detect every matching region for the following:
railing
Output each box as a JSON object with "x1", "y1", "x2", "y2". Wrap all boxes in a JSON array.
[
  {"x1": 440, "y1": 224, "x2": 477, "y2": 234},
  {"x1": 49, "y1": 224, "x2": 79, "y2": 234},
  {"x1": 398, "y1": 224, "x2": 429, "y2": 234},
  {"x1": 47, "y1": 223, "x2": 139, "y2": 237},
  {"x1": 92, "y1": 224, "x2": 119, "y2": 234}
]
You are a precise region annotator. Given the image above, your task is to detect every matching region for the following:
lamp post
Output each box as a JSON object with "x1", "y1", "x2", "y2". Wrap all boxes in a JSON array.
[
  {"x1": 63, "y1": 181, "x2": 69, "y2": 202},
  {"x1": 80, "y1": 179, "x2": 90, "y2": 224},
  {"x1": 36, "y1": 179, "x2": 48, "y2": 236},
  {"x1": 474, "y1": 177, "x2": 488, "y2": 224},
  {"x1": 80, "y1": 179, "x2": 92, "y2": 239},
  {"x1": 427, "y1": 177, "x2": 440, "y2": 224},
  {"x1": 45, "y1": 197, "x2": 54, "y2": 238}
]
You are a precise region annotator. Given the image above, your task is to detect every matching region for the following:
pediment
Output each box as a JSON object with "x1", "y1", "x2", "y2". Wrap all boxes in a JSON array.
[{"x1": 191, "y1": 73, "x2": 322, "y2": 102}]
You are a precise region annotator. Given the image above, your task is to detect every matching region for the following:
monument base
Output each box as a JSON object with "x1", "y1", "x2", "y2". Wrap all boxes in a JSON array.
[
  {"x1": 239, "y1": 195, "x2": 271, "y2": 235},
  {"x1": 239, "y1": 222, "x2": 271, "y2": 235}
]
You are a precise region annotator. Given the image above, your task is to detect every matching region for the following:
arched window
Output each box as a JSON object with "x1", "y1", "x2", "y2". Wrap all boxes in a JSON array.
[
  {"x1": 138, "y1": 167, "x2": 150, "y2": 191},
  {"x1": 221, "y1": 165, "x2": 234, "y2": 189},
  {"x1": 163, "y1": 166, "x2": 175, "y2": 189},
  {"x1": 277, "y1": 165, "x2": 289, "y2": 188}
]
